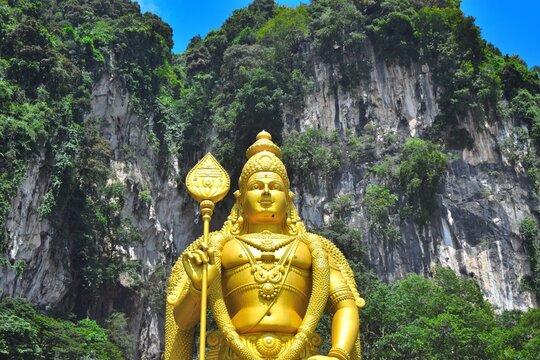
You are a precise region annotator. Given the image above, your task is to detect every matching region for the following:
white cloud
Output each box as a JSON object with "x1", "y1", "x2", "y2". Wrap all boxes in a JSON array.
[{"x1": 134, "y1": 0, "x2": 160, "y2": 14}]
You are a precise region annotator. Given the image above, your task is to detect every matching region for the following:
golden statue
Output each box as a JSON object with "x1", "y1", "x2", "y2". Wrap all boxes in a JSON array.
[{"x1": 165, "y1": 131, "x2": 365, "y2": 360}]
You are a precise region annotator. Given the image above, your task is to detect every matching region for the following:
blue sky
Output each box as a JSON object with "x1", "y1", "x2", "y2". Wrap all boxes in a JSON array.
[{"x1": 135, "y1": 0, "x2": 539, "y2": 67}]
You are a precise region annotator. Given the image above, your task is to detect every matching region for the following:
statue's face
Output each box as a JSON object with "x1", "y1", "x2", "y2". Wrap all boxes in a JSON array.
[{"x1": 242, "y1": 171, "x2": 288, "y2": 225}]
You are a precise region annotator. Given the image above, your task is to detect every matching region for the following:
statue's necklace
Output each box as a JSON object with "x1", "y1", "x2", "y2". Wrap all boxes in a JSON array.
[
  {"x1": 237, "y1": 232, "x2": 295, "y2": 252},
  {"x1": 236, "y1": 234, "x2": 298, "y2": 300}
]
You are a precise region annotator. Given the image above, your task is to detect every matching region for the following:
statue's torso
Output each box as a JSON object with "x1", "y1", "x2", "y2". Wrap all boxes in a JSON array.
[{"x1": 221, "y1": 235, "x2": 312, "y2": 335}]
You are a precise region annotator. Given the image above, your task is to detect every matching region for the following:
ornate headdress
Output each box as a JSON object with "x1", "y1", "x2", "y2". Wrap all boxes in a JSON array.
[
  {"x1": 223, "y1": 131, "x2": 304, "y2": 235},
  {"x1": 238, "y1": 130, "x2": 290, "y2": 192}
]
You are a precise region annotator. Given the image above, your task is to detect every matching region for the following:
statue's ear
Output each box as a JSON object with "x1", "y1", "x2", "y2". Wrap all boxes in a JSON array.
[
  {"x1": 288, "y1": 191, "x2": 295, "y2": 200},
  {"x1": 234, "y1": 190, "x2": 241, "y2": 199}
]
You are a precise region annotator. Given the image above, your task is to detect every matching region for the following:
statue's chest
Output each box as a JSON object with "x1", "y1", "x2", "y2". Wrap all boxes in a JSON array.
[
  {"x1": 221, "y1": 238, "x2": 311, "y2": 270},
  {"x1": 222, "y1": 238, "x2": 311, "y2": 301}
]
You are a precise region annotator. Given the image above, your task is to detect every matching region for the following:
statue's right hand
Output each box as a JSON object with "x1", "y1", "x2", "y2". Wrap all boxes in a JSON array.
[{"x1": 182, "y1": 243, "x2": 219, "y2": 291}]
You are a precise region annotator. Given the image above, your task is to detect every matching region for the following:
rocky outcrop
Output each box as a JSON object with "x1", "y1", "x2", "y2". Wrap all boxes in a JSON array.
[
  {"x1": 86, "y1": 74, "x2": 200, "y2": 359},
  {"x1": 1, "y1": 73, "x2": 202, "y2": 359},
  {"x1": 0, "y1": 152, "x2": 71, "y2": 309},
  {"x1": 285, "y1": 42, "x2": 537, "y2": 311}
]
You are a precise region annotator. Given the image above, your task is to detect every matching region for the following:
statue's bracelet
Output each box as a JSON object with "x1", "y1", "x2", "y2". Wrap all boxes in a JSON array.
[{"x1": 328, "y1": 347, "x2": 351, "y2": 360}]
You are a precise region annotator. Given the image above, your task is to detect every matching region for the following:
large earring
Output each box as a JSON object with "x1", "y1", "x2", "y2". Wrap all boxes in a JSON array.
[
  {"x1": 286, "y1": 206, "x2": 298, "y2": 235},
  {"x1": 284, "y1": 191, "x2": 296, "y2": 235},
  {"x1": 231, "y1": 191, "x2": 243, "y2": 235}
]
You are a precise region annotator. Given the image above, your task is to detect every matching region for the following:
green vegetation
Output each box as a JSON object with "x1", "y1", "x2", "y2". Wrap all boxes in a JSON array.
[
  {"x1": 138, "y1": 189, "x2": 153, "y2": 206},
  {"x1": 364, "y1": 184, "x2": 399, "y2": 241},
  {"x1": 0, "y1": 297, "x2": 124, "y2": 360},
  {"x1": 282, "y1": 129, "x2": 342, "y2": 185},
  {"x1": 0, "y1": 0, "x2": 164, "y2": 321},
  {"x1": 362, "y1": 266, "x2": 540, "y2": 360},
  {"x1": 281, "y1": 128, "x2": 369, "y2": 188},
  {"x1": 310, "y1": 0, "x2": 370, "y2": 86},
  {"x1": 328, "y1": 194, "x2": 354, "y2": 220},
  {"x1": 397, "y1": 138, "x2": 448, "y2": 223},
  {"x1": 364, "y1": 138, "x2": 447, "y2": 229},
  {"x1": 0, "y1": 258, "x2": 26, "y2": 278},
  {"x1": 105, "y1": 312, "x2": 135, "y2": 359},
  {"x1": 0, "y1": 0, "x2": 174, "y2": 248},
  {"x1": 520, "y1": 217, "x2": 540, "y2": 297},
  {"x1": 314, "y1": 261, "x2": 540, "y2": 359}
]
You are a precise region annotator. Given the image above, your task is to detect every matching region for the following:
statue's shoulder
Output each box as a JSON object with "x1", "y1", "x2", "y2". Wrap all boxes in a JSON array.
[
  {"x1": 304, "y1": 232, "x2": 366, "y2": 308},
  {"x1": 302, "y1": 231, "x2": 329, "y2": 244},
  {"x1": 208, "y1": 230, "x2": 233, "y2": 249},
  {"x1": 302, "y1": 232, "x2": 341, "y2": 253},
  {"x1": 303, "y1": 232, "x2": 340, "y2": 267}
]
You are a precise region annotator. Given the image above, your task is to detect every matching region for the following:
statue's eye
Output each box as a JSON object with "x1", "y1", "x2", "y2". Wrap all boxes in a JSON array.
[
  {"x1": 272, "y1": 183, "x2": 281, "y2": 190},
  {"x1": 250, "y1": 183, "x2": 259, "y2": 190}
]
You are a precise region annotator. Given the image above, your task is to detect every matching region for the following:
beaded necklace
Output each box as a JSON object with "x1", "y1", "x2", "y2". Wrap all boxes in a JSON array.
[{"x1": 237, "y1": 231, "x2": 295, "y2": 252}]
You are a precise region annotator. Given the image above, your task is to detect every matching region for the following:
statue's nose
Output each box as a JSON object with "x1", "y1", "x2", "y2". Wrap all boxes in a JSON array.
[{"x1": 262, "y1": 183, "x2": 270, "y2": 194}]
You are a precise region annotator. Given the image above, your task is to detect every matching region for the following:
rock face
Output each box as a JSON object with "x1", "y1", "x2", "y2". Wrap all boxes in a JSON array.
[
  {"x1": 85, "y1": 74, "x2": 210, "y2": 359},
  {"x1": 1, "y1": 73, "x2": 201, "y2": 359},
  {"x1": 0, "y1": 40, "x2": 537, "y2": 359},
  {"x1": 285, "y1": 42, "x2": 536, "y2": 311},
  {"x1": 0, "y1": 152, "x2": 71, "y2": 309}
]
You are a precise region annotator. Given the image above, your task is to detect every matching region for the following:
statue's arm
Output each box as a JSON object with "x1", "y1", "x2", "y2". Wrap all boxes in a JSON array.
[
  {"x1": 326, "y1": 261, "x2": 359, "y2": 358},
  {"x1": 166, "y1": 253, "x2": 203, "y2": 331},
  {"x1": 174, "y1": 288, "x2": 204, "y2": 330},
  {"x1": 167, "y1": 236, "x2": 220, "y2": 331}
]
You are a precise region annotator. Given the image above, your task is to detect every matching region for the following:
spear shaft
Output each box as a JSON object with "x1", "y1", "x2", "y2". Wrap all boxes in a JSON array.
[
  {"x1": 199, "y1": 201, "x2": 214, "y2": 360},
  {"x1": 185, "y1": 153, "x2": 229, "y2": 360}
]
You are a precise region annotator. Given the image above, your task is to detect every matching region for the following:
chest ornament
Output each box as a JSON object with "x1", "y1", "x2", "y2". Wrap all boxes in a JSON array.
[{"x1": 236, "y1": 234, "x2": 298, "y2": 300}]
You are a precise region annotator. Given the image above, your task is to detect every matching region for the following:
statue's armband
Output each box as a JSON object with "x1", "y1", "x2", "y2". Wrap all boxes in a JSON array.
[{"x1": 327, "y1": 266, "x2": 356, "y2": 314}]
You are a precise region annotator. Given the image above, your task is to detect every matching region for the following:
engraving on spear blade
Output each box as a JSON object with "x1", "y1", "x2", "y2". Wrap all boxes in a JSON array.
[{"x1": 186, "y1": 153, "x2": 230, "y2": 203}]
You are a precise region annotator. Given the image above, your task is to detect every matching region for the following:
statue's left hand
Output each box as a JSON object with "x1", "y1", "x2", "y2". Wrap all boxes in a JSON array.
[{"x1": 307, "y1": 356, "x2": 339, "y2": 360}]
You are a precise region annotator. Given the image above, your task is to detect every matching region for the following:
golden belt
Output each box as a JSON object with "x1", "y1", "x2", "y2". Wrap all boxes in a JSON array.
[{"x1": 207, "y1": 330, "x2": 322, "y2": 360}]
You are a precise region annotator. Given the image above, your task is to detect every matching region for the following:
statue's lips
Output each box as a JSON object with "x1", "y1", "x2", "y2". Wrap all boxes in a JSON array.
[{"x1": 259, "y1": 199, "x2": 273, "y2": 208}]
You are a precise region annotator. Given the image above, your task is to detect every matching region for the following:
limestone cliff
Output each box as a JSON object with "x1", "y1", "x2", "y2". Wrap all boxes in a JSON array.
[
  {"x1": 1, "y1": 0, "x2": 539, "y2": 358},
  {"x1": 285, "y1": 42, "x2": 536, "y2": 311}
]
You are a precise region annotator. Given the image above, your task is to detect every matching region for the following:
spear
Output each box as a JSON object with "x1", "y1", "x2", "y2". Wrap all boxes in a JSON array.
[{"x1": 185, "y1": 153, "x2": 230, "y2": 360}]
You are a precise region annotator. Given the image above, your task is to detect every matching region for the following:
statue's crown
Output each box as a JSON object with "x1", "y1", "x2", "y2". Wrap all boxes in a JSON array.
[{"x1": 239, "y1": 131, "x2": 289, "y2": 190}]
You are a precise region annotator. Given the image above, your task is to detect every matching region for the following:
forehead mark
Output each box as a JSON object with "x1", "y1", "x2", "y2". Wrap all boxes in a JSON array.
[{"x1": 248, "y1": 172, "x2": 283, "y2": 182}]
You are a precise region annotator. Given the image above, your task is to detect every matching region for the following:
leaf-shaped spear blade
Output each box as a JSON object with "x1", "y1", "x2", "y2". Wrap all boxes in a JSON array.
[{"x1": 186, "y1": 153, "x2": 230, "y2": 204}]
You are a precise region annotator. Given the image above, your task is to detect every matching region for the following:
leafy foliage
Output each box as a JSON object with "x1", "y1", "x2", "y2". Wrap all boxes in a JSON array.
[
  {"x1": 310, "y1": 0, "x2": 369, "y2": 86},
  {"x1": 367, "y1": 0, "x2": 417, "y2": 64},
  {"x1": 397, "y1": 138, "x2": 448, "y2": 223},
  {"x1": 364, "y1": 184, "x2": 399, "y2": 241},
  {"x1": 105, "y1": 312, "x2": 135, "y2": 359},
  {"x1": 520, "y1": 217, "x2": 540, "y2": 296},
  {"x1": 0, "y1": 297, "x2": 122, "y2": 360},
  {"x1": 281, "y1": 129, "x2": 342, "y2": 187},
  {"x1": 362, "y1": 266, "x2": 540, "y2": 360},
  {"x1": 257, "y1": 5, "x2": 309, "y2": 55}
]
